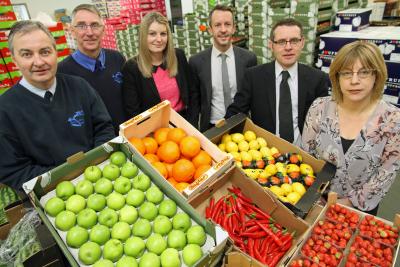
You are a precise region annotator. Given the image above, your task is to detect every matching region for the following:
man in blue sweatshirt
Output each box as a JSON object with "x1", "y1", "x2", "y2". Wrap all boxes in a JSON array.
[{"x1": 0, "y1": 20, "x2": 115, "y2": 189}]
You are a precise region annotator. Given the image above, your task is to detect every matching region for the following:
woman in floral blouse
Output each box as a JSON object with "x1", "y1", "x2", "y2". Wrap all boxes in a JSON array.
[{"x1": 302, "y1": 41, "x2": 400, "y2": 214}]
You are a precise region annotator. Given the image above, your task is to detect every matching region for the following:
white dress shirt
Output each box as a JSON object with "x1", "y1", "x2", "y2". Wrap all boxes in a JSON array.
[
  {"x1": 210, "y1": 45, "x2": 237, "y2": 124},
  {"x1": 275, "y1": 61, "x2": 301, "y2": 145},
  {"x1": 20, "y1": 77, "x2": 57, "y2": 99}
]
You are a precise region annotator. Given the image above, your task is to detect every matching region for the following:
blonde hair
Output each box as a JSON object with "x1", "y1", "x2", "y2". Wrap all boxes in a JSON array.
[
  {"x1": 137, "y1": 12, "x2": 177, "y2": 78},
  {"x1": 329, "y1": 41, "x2": 387, "y2": 103}
]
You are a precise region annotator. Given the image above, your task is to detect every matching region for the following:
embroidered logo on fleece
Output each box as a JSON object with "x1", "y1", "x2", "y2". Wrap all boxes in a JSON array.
[
  {"x1": 68, "y1": 110, "x2": 85, "y2": 127},
  {"x1": 113, "y1": 72, "x2": 123, "y2": 84}
]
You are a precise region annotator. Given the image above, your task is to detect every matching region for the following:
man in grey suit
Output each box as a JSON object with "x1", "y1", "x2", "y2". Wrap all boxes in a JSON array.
[{"x1": 189, "y1": 5, "x2": 257, "y2": 132}]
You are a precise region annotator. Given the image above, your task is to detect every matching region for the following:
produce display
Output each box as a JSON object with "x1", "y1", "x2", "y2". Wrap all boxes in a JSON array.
[
  {"x1": 205, "y1": 186, "x2": 293, "y2": 267},
  {"x1": 216, "y1": 131, "x2": 316, "y2": 205},
  {"x1": 289, "y1": 204, "x2": 399, "y2": 267},
  {"x1": 42, "y1": 151, "x2": 212, "y2": 267},
  {"x1": 128, "y1": 127, "x2": 213, "y2": 194}
]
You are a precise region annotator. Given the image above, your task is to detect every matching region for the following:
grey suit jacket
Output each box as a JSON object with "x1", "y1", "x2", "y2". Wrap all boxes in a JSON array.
[{"x1": 189, "y1": 46, "x2": 257, "y2": 132}]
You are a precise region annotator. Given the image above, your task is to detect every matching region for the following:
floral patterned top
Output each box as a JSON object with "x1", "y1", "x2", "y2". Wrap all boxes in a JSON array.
[{"x1": 301, "y1": 96, "x2": 400, "y2": 211}]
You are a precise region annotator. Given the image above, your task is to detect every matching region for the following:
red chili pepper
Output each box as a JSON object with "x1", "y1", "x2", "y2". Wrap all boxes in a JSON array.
[
  {"x1": 209, "y1": 197, "x2": 215, "y2": 210},
  {"x1": 256, "y1": 221, "x2": 283, "y2": 247},
  {"x1": 240, "y1": 231, "x2": 267, "y2": 238},
  {"x1": 268, "y1": 251, "x2": 285, "y2": 267},
  {"x1": 245, "y1": 224, "x2": 262, "y2": 233},
  {"x1": 211, "y1": 197, "x2": 224, "y2": 220},
  {"x1": 205, "y1": 207, "x2": 211, "y2": 219},
  {"x1": 253, "y1": 240, "x2": 265, "y2": 263},
  {"x1": 247, "y1": 238, "x2": 255, "y2": 258},
  {"x1": 228, "y1": 186, "x2": 252, "y2": 203}
]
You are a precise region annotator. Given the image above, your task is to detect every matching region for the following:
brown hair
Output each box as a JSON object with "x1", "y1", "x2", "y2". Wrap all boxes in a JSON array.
[
  {"x1": 208, "y1": 5, "x2": 235, "y2": 26},
  {"x1": 329, "y1": 41, "x2": 387, "y2": 102},
  {"x1": 137, "y1": 12, "x2": 177, "y2": 78},
  {"x1": 270, "y1": 18, "x2": 303, "y2": 41},
  {"x1": 71, "y1": 4, "x2": 103, "y2": 23}
]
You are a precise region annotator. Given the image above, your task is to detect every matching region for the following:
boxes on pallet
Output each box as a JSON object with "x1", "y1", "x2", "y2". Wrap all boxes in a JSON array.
[{"x1": 334, "y1": 8, "x2": 372, "y2": 32}]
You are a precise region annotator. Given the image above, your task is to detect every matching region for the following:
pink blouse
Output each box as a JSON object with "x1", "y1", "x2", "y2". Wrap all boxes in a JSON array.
[{"x1": 152, "y1": 67, "x2": 184, "y2": 112}]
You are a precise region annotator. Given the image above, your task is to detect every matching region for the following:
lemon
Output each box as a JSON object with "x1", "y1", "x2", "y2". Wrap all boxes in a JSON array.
[
  {"x1": 244, "y1": 131, "x2": 257, "y2": 142},
  {"x1": 275, "y1": 162, "x2": 286, "y2": 174},
  {"x1": 280, "y1": 183, "x2": 292, "y2": 196},
  {"x1": 221, "y1": 134, "x2": 232, "y2": 144},
  {"x1": 231, "y1": 133, "x2": 245, "y2": 143},
  {"x1": 218, "y1": 143, "x2": 226, "y2": 152},
  {"x1": 265, "y1": 164, "x2": 277, "y2": 176},
  {"x1": 286, "y1": 164, "x2": 300, "y2": 173},
  {"x1": 225, "y1": 141, "x2": 238, "y2": 153},
  {"x1": 286, "y1": 192, "x2": 301, "y2": 205},
  {"x1": 300, "y1": 163, "x2": 314, "y2": 175},
  {"x1": 236, "y1": 161, "x2": 243, "y2": 168},
  {"x1": 258, "y1": 170, "x2": 269, "y2": 179},
  {"x1": 292, "y1": 182, "x2": 306, "y2": 196},
  {"x1": 278, "y1": 195, "x2": 289, "y2": 203},
  {"x1": 240, "y1": 151, "x2": 252, "y2": 162},
  {"x1": 244, "y1": 169, "x2": 259, "y2": 179},
  {"x1": 270, "y1": 147, "x2": 280, "y2": 156},
  {"x1": 248, "y1": 140, "x2": 260, "y2": 150},
  {"x1": 229, "y1": 152, "x2": 241, "y2": 162},
  {"x1": 269, "y1": 185, "x2": 284, "y2": 197},
  {"x1": 260, "y1": 146, "x2": 272, "y2": 158},
  {"x1": 238, "y1": 140, "x2": 250, "y2": 152},
  {"x1": 256, "y1": 137, "x2": 267, "y2": 147},
  {"x1": 249, "y1": 150, "x2": 262, "y2": 160}
]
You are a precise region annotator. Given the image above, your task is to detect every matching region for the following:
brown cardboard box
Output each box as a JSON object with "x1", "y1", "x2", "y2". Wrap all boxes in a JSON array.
[{"x1": 0, "y1": 200, "x2": 26, "y2": 240}]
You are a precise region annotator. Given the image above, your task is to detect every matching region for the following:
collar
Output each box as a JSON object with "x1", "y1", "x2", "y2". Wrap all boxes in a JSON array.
[
  {"x1": 72, "y1": 49, "x2": 105, "y2": 72},
  {"x1": 20, "y1": 77, "x2": 57, "y2": 98},
  {"x1": 275, "y1": 61, "x2": 298, "y2": 80},
  {"x1": 212, "y1": 45, "x2": 234, "y2": 59},
  {"x1": 152, "y1": 62, "x2": 167, "y2": 73}
]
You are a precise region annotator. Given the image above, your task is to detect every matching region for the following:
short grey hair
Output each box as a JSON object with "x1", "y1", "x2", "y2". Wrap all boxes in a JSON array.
[
  {"x1": 71, "y1": 4, "x2": 102, "y2": 24},
  {"x1": 8, "y1": 20, "x2": 56, "y2": 55}
]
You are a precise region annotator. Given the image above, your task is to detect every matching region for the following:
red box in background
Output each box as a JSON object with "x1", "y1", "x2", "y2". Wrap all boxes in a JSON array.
[
  {"x1": 47, "y1": 22, "x2": 63, "y2": 32},
  {"x1": 0, "y1": 0, "x2": 12, "y2": 6}
]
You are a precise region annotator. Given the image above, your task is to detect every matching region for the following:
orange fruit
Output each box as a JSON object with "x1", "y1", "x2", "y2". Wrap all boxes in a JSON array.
[
  {"x1": 172, "y1": 159, "x2": 195, "y2": 183},
  {"x1": 192, "y1": 150, "x2": 212, "y2": 168},
  {"x1": 174, "y1": 182, "x2": 190, "y2": 193},
  {"x1": 164, "y1": 163, "x2": 174, "y2": 178},
  {"x1": 180, "y1": 136, "x2": 201, "y2": 159},
  {"x1": 157, "y1": 141, "x2": 180, "y2": 164},
  {"x1": 129, "y1": 137, "x2": 146, "y2": 155},
  {"x1": 144, "y1": 153, "x2": 159, "y2": 164},
  {"x1": 152, "y1": 161, "x2": 168, "y2": 179},
  {"x1": 167, "y1": 177, "x2": 178, "y2": 186},
  {"x1": 154, "y1": 128, "x2": 170, "y2": 145},
  {"x1": 194, "y1": 164, "x2": 211, "y2": 180},
  {"x1": 142, "y1": 137, "x2": 158, "y2": 154},
  {"x1": 167, "y1": 128, "x2": 187, "y2": 144}
]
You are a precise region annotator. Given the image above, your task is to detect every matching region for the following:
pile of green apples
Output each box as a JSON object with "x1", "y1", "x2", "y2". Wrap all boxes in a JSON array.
[{"x1": 44, "y1": 151, "x2": 208, "y2": 267}]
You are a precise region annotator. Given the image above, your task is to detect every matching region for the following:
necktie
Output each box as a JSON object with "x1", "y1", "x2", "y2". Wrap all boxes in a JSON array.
[
  {"x1": 279, "y1": 71, "x2": 294, "y2": 142},
  {"x1": 44, "y1": 91, "x2": 52, "y2": 102},
  {"x1": 95, "y1": 59, "x2": 102, "y2": 71},
  {"x1": 220, "y1": 53, "x2": 232, "y2": 109}
]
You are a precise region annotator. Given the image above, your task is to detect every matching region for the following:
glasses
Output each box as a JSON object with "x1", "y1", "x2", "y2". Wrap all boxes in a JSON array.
[
  {"x1": 74, "y1": 23, "x2": 104, "y2": 32},
  {"x1": 338, "y1": 69, "x2": 376, "y2": 79},
  {"x1": 272, "y1": 38, "x2": 303, "y2": 47}
]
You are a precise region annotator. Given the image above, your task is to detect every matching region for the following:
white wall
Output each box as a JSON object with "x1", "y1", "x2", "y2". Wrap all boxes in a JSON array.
[{"x1": 11, "y1": 0, "x2": 91, "y2": 20}]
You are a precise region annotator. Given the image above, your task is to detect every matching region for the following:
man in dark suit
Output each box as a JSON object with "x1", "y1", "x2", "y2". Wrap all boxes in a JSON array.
[
  {"x1": 189, "y1": 5, "x2": 257, "y2": 132},
  {"x1": 226, "y1": 18, "x2": 329, "y2": 144}
]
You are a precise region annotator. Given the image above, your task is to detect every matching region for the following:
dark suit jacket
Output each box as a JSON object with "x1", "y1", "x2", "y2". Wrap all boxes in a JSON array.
[
  {"x1": 225, "y1": 61, "x2": 329, "y2": 135},
  {"x1": 122, "y1": 48, "x2": 199, "y2": 126},
  {"x1": 189, "y1": 46, "x2": 257, "y2": 132}
]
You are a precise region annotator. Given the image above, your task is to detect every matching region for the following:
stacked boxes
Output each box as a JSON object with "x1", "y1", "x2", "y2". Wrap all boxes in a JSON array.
[
  {"x1": 92, "y1": 0, "x2": 109, "y2": 18},
  {"x1": 235, "y1": 0, "x2": 248, "y2": 36},
  {"x1": 48, "y1": 23, "x2": 71, "y2": 62},
  {"x1": 173, "y1": 25, "x2": 187, "y2": 50},
  {"x1": 106, "y1": 0, "x2": 122, "y2": 18},
  {"x1": 116, "y1": 24, "x2": 139, "y2": 59},
  {"x1": 0, "y1": 31, "x2": 18, "y2": 94},
  {"x1": 0, "y1": 0, "x2": 16, "y2": 29},
  {"x1": 182, "y1": 13, "x2": 201, "y2": 57},
  {"x1": 102, "y1": 18, "x2": 125, "y2": 50},
  {"x1": 248, "y1": 1, "x2": 271, "y2": 64},
  {"x1": 334, "y1": 8, "x2": 372, "y2": 32}
]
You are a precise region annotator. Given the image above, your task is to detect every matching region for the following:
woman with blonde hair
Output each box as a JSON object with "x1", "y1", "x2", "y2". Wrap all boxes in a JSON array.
[
  {"x1": 122, "y1": 12, "x2": 199, "y2": 126},
  {"x1": 301, "y1": 41, "x2": 400, "y2": 214}
]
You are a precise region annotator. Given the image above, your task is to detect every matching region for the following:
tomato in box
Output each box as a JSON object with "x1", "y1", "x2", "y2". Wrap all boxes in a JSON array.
[{"x1": 359, "y1": 215, "x2": 399, "y2": 247}]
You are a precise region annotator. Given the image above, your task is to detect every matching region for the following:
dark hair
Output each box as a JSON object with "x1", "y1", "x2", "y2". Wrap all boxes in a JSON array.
[
  {"x1": 8, "y1": 20, "x2": 56, "y2": 55},
  {"x1": 270, "y1": 18, "x2": 303, "y2": 41},
  {"x1": 208, "y1": 5, "x2": 235, "y2": 26}
]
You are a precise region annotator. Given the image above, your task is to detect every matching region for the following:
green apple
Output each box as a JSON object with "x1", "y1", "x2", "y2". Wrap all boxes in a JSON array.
[
  {"x1": 116, "y1": 256, "x2": 138, "y2": 267},
  {"x1": 65, "y1": 194, "x2": 86, "y2": 214},
  {"x1": 114, "y1": 176, "x2": 132, "y2": 194},
  {"x1": 56, "y1": 181, "x2": 75, "y2": 200},
  {"x1": 132, "y1": 219, "x2": 152, "y2": 239},
  {"x1": 75, "y1": 179, "x2": 94, "y2": 198},
  {"x1": 93, "y1": 259, "x2": 114, "y2": 267},
  {"x1": 110, "y1": 151, "x2": 127, "y2": 167},
  {"x1": 44, "y1": 196, "x2": 65, "y2": 217},
  {"x1": 153, "y1": 215, "x2": 172, "y2": 236},
  {"x1": 145, "y1": 186, "x2": 164, "y2": 204},
  {"x1": 187, "y1": 225, "x2": 206, "y2": 246},
  {"x1": 182, "y1": 244, "x2": 203, "y2": 266},
  {"x1": 146, "y1": 233, "x2": 167, "y2": 255},
  {"x1": 121, "y1": 162, "x2": 138, "y2": 178},
  {"x1": 77, "y1": 208, "x2": 97, "y2": 229},
  {"x1": 124, "y1": 236, "x2": 146, "y2": 258},
  {"x1": 107, "y1": 192, "x2": 125, "y2": 210},
  {"x1": 103, "y1": 163, "x2": 121, "y2": 180},
  {"x1": 160, "y1": 248, "x2": 181, "y2": 267},
  {"x1": 126, "y1": 189, "x2": 145, "y2": 207},
  {"x1": 84, "y1": 165, "x2": 102, "y2": 182},
  {"x1": 55, "y1": 210, "x2": 76, "y2": 231},
  {"x1": 119, "y1": 205, "x2": 138, "y2": 224},
  {"x1": 78, "y1": 241, "x2": 102, "y2": 265},
  {"x1": 139, "y1": 202, "x2": 158, "y2": 221},
  {"x1": 66, "y1": 226, "x2": 88, "y2": 248},
  {"x1": 139, "y1": 252, "x2": 160, "y2": 267},
  {"x1": 132, "y1": 173, "x2": 151, "y2": 191},
  {"x1": 90, "y1": 224, "x2": 111, "y2": 245},
  {"x1": 95, "y1": 178, "x2": 113, "y2": 196},
  {"x1": 87, "y1": 193, "x2": 106, "y2": 211},
  {"x1": 111, "y1": 221, "x2": 131, "y2": 241},
  {"x1": 172, "y1": 212, "x2": 192, "y2": 232},
  {"x1": 98, "y1": 208, "x2": 118, "y2": 227},
  {"x1": 158, "y1": 199, "x2": 177, "y2": 218},
  {"x1": 103, "y1": 239, "x2": 124, "y2": 262},
  {"x1": 167, "y1": 230, "x2": 186, "y2": 250}
]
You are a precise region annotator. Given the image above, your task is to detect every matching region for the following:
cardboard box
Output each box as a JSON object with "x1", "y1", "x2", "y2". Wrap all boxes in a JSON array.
[
  {"x1": 119, "y1": 101, "x2": 234, "y2": 199},
  {"x1": 203, "y1": 113, "x2": 336, "y2": 218},
  {"x1": 334, "y1": 8, "x2": 372, "y2": 32},
  {"x1": 189, "y1": 166, "x2": 310, "y2": 267},
  {"x1": 0, "y1": 200, "x2": 26, "y2": 240},
  {"x1": 22, "y1": 138, "x2": 229, "y2": 267}
]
